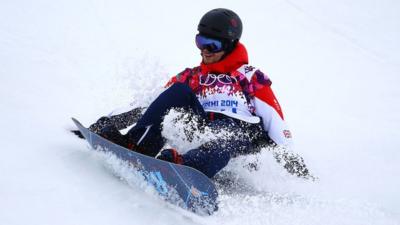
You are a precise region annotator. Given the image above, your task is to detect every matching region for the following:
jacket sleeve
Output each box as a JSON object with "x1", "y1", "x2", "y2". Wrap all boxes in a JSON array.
[
  {"x1": 165, "y1": 68, "x2": 193, "y2": 87},
  {"x1": 251, "y1": 70, "x2": 293, "y2": 147}
]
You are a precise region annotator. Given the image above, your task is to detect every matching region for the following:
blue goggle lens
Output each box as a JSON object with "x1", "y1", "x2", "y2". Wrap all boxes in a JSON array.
[{"x1": 195, "y1": 34, "x2": 224, "y2": 53}]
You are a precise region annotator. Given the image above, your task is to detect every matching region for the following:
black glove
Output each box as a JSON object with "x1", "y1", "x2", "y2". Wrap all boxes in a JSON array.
[{"x1": 70, "y1": 129, "x2": 85, "y2": 139}]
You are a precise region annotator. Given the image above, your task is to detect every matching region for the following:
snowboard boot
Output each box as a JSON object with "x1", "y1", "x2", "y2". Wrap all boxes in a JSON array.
[
  {"x1": 125, "y1": 125, "x2": 165, "y2": 157},
  {"x1": 98, "y1": 125, "x2": 129, "y2": 148}
]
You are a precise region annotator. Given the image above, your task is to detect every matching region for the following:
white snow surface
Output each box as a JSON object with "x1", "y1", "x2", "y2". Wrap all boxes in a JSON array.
[{"x1": 1, "y1": 0, "x2": 400, "y2": 224}]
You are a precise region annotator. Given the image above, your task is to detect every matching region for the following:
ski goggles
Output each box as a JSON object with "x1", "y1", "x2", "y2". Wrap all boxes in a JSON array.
[{"x1": 195, "y1": 34, "x2": 224, "y2": 53}]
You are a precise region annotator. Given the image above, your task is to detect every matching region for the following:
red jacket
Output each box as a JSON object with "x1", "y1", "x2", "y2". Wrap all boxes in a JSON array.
[{"x1": 167, "y1": 43, "x2": 292, "y2": 146}]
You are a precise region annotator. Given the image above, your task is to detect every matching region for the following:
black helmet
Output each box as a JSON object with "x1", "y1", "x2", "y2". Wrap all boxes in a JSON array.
[{"x1": 198, "y1": 8, "x2": 243, "y2": 43}]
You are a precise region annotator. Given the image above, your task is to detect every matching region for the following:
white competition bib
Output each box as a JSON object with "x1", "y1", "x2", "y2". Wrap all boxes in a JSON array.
[{"x1": 197, "y1": 73, "x2": 260, "y2": 124}]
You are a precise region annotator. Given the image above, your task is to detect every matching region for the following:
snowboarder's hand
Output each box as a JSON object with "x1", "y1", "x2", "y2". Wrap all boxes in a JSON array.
[{"x1": 70, "y1": 129, "x2": 85, "y2": 139}]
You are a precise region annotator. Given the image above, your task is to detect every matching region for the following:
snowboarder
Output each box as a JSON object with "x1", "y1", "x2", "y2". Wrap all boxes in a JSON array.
[{"x1": 79, "y1": 8, "x2": 309, "y2": 179}]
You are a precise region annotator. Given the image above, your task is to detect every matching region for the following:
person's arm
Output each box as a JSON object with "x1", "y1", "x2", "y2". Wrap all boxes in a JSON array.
[
  {"x1": 249, "y1": 69, "x2": 316, "y2": 180},
  {"x1": 165, "y1": 67, "x2": 199, "y2": 88},
  {"x1": 250, "y1": 70, "x2": 292, "y2": 147},
  {"x1": 89, "y1": 107, "x2": 146, "y2": 132},
  {"x1": 71, "y1": 107, "x2": 145, "y2": 139}
]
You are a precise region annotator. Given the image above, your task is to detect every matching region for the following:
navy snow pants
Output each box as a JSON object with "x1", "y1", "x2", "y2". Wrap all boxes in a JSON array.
[{"x1": 126, "y1": 83, "x2": 263, "y2": 178}]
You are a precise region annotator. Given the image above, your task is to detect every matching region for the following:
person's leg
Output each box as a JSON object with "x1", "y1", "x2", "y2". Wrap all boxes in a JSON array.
[
  {"x1": 134, "y1": 82, "x2": 206, "y2": 128},
  {"x1": 125, "y1": 83, "x2": 207, "y2": 157},
  {"x1": 181, "y1": 118, "x2": 253, "y2": 178}
]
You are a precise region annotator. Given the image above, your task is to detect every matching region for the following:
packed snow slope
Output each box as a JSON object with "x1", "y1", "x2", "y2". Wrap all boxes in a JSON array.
[{"x1": 1, "y1": 0, "x2": 399, "y2": 225}]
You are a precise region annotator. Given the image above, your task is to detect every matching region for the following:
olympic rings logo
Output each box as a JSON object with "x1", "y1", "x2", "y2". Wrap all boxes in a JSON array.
[{"x1": 199, "y1": 74, "x2": 238, "y2": 86}]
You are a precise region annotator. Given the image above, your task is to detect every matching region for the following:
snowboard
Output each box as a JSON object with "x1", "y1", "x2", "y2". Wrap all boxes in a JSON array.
[{"x1": 72, "y1": 118, "x2": 218, "y2": 215}]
